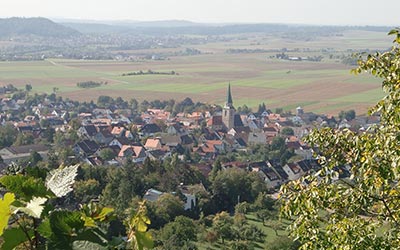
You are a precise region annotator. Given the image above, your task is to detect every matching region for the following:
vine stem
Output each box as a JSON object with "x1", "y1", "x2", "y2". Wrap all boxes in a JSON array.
[{"x1": 12, "y1": 214, "x2": 34, "y2": 250}]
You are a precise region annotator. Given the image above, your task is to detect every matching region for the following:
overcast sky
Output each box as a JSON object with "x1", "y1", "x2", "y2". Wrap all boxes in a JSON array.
[{"x1": 1, "y1": 0, "x2": 399, "y2": 26}]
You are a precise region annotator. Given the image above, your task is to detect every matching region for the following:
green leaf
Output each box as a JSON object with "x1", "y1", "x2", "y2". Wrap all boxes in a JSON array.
[
  {"x1": 0, "y1": 175, "x2": 52, "y2": 201},
  {"x1": 388, "y1": 29, "x2": 399, "y2": 35},
  {"x1": 75, "y1": 228, "x2": 108, "y2": 247},
  {"x1": 17, "y1": 196, "x2": 47, "y2": 218},
  {"x1": 50, "y1": 210, "x2": 85, "y2": 236},
  {"x1": 37, "y1": 218, "x2": 53, "y2": 238},
  {"x1": 39, "y1": 211, "x2": 85, "y2": 250},
  {"x1": 1, "y1": 227, "x2": 33, "y2": 250},
  {"x1": 136, "y1": 231, "x2": 154, "y2": 250},
  {"x1": 46, "y1": 164, "x2": 79, "y2": 197},
  {"x1": 0, "y1": 193, "x2": 15, "y2": 235}
]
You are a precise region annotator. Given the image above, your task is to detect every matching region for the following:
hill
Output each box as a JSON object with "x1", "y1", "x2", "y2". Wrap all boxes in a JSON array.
[
  {"x1": 61, "y1": 22, "x2": 130, "y2": 34},
  {"x1": 0, "y1": 17, "x2": 80, "y2": 38}
]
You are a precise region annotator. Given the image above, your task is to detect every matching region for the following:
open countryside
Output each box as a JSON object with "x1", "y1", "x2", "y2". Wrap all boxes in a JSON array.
[{"x1": 0, "y1": 29, "x2": 390, "y2": 115}]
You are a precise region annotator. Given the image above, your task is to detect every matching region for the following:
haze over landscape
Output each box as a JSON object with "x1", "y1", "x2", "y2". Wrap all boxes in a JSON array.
[{"x1": 1, "y1": 0, "x2": 400, "y2": 25}]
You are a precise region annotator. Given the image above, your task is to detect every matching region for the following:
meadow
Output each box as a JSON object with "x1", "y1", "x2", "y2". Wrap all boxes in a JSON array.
[{"x1": 0, "y1": 29, "x2": 390, "y2": 115}]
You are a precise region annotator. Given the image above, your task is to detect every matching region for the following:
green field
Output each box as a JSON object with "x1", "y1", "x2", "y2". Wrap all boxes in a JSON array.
[{"x1": 0, "y1": 30, "x2": 390, "y2": 115}]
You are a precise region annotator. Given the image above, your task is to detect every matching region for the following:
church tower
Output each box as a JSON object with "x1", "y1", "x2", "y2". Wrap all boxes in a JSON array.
[{"x1": 222, "y1": 83, "x2": 235, "y2": 130}]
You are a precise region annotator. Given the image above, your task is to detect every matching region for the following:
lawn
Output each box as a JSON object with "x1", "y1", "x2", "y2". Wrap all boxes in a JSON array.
[{"x1": 196, "y1": 212, "x2": 290, "y2": 250}]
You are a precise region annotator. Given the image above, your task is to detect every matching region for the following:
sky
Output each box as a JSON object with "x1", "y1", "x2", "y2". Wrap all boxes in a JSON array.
[{"x1": 1, "y1": 0, "x2": 399, "y2": 26}]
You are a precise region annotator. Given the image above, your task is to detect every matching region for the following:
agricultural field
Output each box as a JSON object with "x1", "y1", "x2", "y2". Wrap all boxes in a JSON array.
[{"x1": 0, "y1": 29, "x2": 391, "y2": 115}]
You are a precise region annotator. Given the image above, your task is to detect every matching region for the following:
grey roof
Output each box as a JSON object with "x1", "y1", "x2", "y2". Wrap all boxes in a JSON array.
[
  {"x1": 83, "y1": 125, "x2": 97, "y2": 136},
  {"x1": 76, "y1": 140, "x2": 100, "y2": 155},
  {"x1": 180, "y1": 134, "x2": 193, "y2": 145},
  {"x1": 140, "y1": 123, "x2": 162, "y2": 134},
  {"x1": 233, "y1": 114, "x2": 244, "y2": 127},
  {"x1": 5, "y1": 144, "x2": 49, "y2": 154},
  {"x1": 143, "y1": 188, "x2": 163, "y2": 202}
]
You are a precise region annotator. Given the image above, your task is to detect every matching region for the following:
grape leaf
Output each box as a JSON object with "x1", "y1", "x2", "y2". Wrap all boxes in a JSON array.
[
  {"x1": 0, "y1": 193, "x2": 15, "y2": 235},
  {"x1": 94, "y1": 207, "x2": 114, "y2": 222},
  {"x1": 135, "y1": 231, "x2": 154, "y2": 250},
  {"x1": 1, "y1": 227, "x2": 33, "y2": 250},
  {"x1": 46, "y1": 164, "x2": 79, "y2": 197},
  {"x1": 17, "y1": 196, "x2": 47, "y2": 218},
  {"x1": 0, "y1": 175, "x2": 51, "y2": 201}
]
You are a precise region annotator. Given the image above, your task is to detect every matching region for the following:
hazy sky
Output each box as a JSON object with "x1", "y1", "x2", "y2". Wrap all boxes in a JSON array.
[{"x1": 1, "y1": 0, "x2": 399, "y2": 26}]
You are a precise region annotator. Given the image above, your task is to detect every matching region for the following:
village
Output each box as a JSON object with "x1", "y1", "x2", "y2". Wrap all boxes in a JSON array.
[{"x1": 0, "y1": 85, "x2": 380, "y2": 191}]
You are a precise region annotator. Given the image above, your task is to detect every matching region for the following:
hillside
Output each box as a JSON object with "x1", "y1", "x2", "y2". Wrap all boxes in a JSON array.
[{"x1": 0, "y1": 17, "x2": 80, "y2": 38}]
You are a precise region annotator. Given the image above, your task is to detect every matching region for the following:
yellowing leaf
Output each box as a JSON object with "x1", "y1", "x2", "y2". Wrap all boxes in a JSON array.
[
  {"x1": 137, "y1": 220, "x2": 148, "y2": 232},
  {"x1": 82, "y1": 216, "x2": 96, "y2": 228},
  {"x1": 94, "y1": 207, "x2": 114, "y2": 222},
  {"x1": 0, "y1": 193, "x2": 15, "y2": 235}
]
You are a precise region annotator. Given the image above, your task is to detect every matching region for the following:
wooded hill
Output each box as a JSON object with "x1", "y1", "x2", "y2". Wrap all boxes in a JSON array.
[{"x1": 0, "y1": 17, "x2": 80, "y2": 38}]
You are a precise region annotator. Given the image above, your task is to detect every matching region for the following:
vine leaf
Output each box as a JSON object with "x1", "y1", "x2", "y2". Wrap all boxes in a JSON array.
[
  {"x1": 0, "y1": 175, "x2": 52, "y2": 201},
  {"x1": 0, "y1": 193, "x2": 15, "y2": 235},
  {"x1": 127, "y1": 201, "x2": 153, "y2": 250},
  {"x1": 1, "y1": 227, "x2": 33, "y2": 250},
  {"x1": 17, "y1": 196, "x2": 47, "y2": 218},
  {"x1": 46, "y1": 164, "x2": 79, "y2": 197}
]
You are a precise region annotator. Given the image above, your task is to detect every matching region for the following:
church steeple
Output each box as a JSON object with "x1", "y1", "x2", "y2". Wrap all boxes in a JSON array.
[
  {"x1": 225, "y1": 83, "x2": 233, "y2": 108},
  {"x1": 222, "y1": 83, "x2": 235, "y2": 130}
]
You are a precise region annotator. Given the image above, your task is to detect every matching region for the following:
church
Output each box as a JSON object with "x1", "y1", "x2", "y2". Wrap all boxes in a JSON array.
[{"x1": 207, "y1": 84, "x2": 244, "y2": 131}]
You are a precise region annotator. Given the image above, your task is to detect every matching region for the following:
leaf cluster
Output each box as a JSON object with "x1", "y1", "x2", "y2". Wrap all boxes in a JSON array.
[{"x1": 280, "y1": 29, "x2": 400, "y2": 249}]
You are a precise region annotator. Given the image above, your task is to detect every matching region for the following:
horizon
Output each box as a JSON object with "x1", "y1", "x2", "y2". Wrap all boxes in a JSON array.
[
  {"x1": 1, "y1": 0, "x2": 400, "y2": 26},
  {"x1": 0, "y1": 16, "x2": 396, "y2": 28}
]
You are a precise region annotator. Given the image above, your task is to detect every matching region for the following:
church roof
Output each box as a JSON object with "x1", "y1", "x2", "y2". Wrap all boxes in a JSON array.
[
  {"x1": 226, "y1": 83, "x2": 233, "y2": 106},
  {"x1": 234, "y1": 114, "x2": 244, "y2": 127},
  {"x1": 225, "y1": 83, "x2": 233, "y2": 107}
]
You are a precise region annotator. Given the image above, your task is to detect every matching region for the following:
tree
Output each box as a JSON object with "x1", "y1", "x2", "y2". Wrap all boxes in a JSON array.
[
  {"x1": 212, "y1": 211, "x2": 234, "y2": 243},
  {"x1": 280, "y1": 127, "x2": 294, "y2": 136},
  {"x1": 0, "y1": 124, "x2": 18, "y2": 147},
  {"x1": 338, "y1": 109, "x2": 356, "y2": 121},
  {"x1": 280, "y1": 29, "x2": 400, "y2": 249},
  {"x1": 130, "y1": 98, "x2": 139, "y2": 112},
  {"x1": 257, "y1": 102, "x2": 266, "y2": 115},
  {"x1": 97, "y1": 95, "x2": 114, "y2": 107},
  {"x1": 99, "y1": 148, "x2": 116, "y2": 161},
  {"x1": 266, "y1": 236, "x2": 300, "y2": 250},
  {"x1": 153, "y1": 193, "x2": 185, "y2": 227},
  {"x1": 211, "y1": 168, "x2": 265, "y2": 212},
  {"x1": 73, "y1": 179, "x2": 101, "y2": 203},
  {"x1": 25, "y1": 84, "x2": 32, "y2": 92},
  {"x1": 159, "y1": 216, "x2": 197, "y2": 248},
  {"x1": 13, "y1": 133, "x2": 34, "y2": 146},
  {"x1": 28, "y1": 151, "x2": 43, "y2": 165}
]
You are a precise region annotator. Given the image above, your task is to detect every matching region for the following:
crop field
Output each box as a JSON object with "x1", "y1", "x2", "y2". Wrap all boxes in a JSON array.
[{"x1": 0, "y1": 30, "x2": 391, "y2": 115}]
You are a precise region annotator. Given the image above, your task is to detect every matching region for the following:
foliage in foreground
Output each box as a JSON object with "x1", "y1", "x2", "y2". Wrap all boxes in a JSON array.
[
  {"x1": 280, "y1": 29, "x2": 400, "y2": 249},
  {"x1": 0, "y1": 164, "x2": 153, "y2": 250}
]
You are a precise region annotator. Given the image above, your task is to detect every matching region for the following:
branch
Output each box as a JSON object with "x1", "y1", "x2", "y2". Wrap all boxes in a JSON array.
[{"x1": 12, "y1": 214, "x2": 33, "y2": 250}]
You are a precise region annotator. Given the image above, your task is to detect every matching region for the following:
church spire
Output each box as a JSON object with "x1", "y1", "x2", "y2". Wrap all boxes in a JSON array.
[
  {"x1": 223, "y1": 82, "x2": 235, "y2": 130},
  {"x1": 226, "y1": 83, "x2": 233, "y2": 107}
]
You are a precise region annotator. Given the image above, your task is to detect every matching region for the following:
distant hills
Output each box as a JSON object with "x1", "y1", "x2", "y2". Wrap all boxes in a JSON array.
[
  {"x1": 0, "y1": 17, "x2": 392, "y2": 38},
  {"x1": 60, "y1": 19, "x2": 392, "y2": 36},
  {"x1": 0, "y1": 17, "x2": 80, "y2": 38}
]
